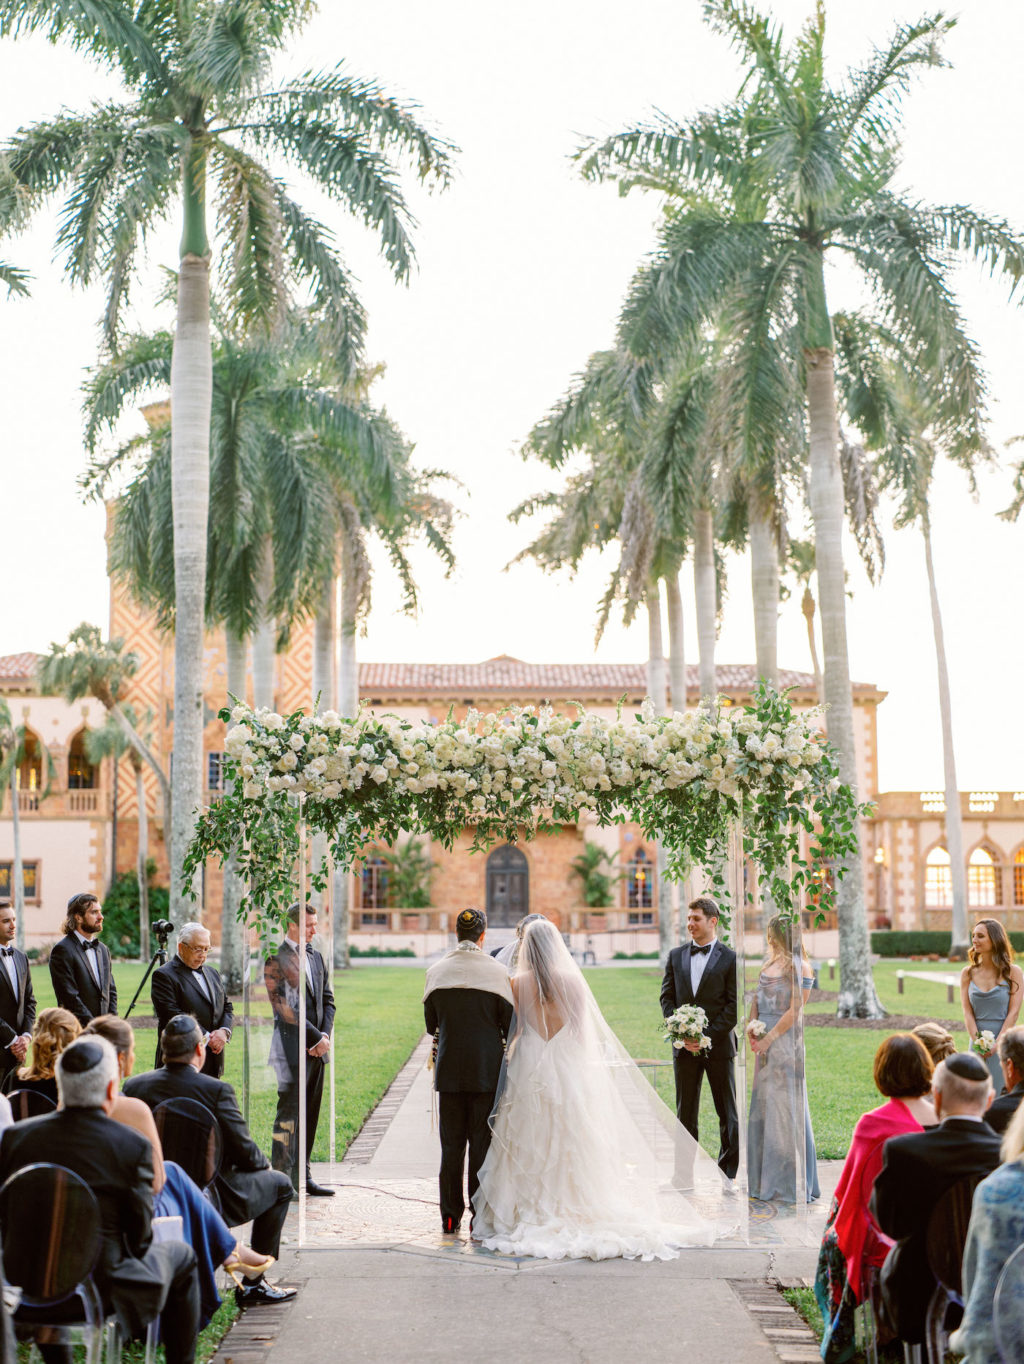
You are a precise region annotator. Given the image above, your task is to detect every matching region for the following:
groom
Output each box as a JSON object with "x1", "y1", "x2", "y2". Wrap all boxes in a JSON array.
[
  {"x1": 424, "y1": 908, "x2": 514, "y2": 1234},
  {"x1": 660, "y1": 895, "x2": 739, "y2": 1179}
]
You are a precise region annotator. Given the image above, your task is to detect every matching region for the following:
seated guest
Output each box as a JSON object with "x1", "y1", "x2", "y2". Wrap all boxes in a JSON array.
[
  {"x1": 815, "y1": 1034, "x2": 937, "y2": 1362},
  {"x1": 871, "y1": 1052, "x2": 1002, "y2": 1347},
  {"x1": 912, "y1": 1021, "x2": 956, "y2": 1066},
  {"x1": 85, "y1": 1016, "x2": 275, "y2": 1326},
  {"x1": 2, "y1": 1007, "x2": 80, "y2": 1103},
  {"x1": 951, "y1": 1097, "x2": 1024, "y2": 1363},
  {"x1": 0, "y1": 1036, "x2": 200, "y2": 1364},
  {"x1": 123, "y1": 1015, "x2": 296, "y2": 1308},
  {"x1": 987, "y1": 1027, "x2": 1024, "y2": 1135}
]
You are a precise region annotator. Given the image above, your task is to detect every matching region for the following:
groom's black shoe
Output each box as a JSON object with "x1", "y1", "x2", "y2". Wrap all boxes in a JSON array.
[
  {"x1": 307, "y1": 1179, "x2": 335, "y2": 1197},
  {"x1": 442, "y1": 1215, "x2": 460, "y2": 1234}
]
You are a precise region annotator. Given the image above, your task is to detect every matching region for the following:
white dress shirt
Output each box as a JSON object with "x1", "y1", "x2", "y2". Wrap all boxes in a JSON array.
[
  {"x1": 75, "y1": 931, "x2": 102, "y2": 985},
  {"x1": 690, "y1": 939, "x2": 715, "y2": 994}
]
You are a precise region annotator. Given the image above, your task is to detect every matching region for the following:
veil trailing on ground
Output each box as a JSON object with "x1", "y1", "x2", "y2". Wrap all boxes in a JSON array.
[{"x1": 479, "y1": 918, "x2": 739, "y2": 1255}]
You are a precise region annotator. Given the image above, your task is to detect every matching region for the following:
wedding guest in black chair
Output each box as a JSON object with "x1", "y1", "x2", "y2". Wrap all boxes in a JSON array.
[
  {"x1": 987, "y1": 1027, "x2": 1024, "y2": 1135},
  {"x1": 48, "y1": 893, "x2": 117, "y2": 1025},
  {"x1": 0, "y1": 1036, "x2": 200, "y2": 1364},
  {"x1": 151, "y1": 922, "x2": 234, "y2": 1078},
  {"x1": 2, "y1": 1007, "x2": 80, "y2": 1105},
  {"x1": 871, "y1": 1052, "x2": 1002, "y2": 1347},
  {"x1": 123, "y1": 1015, "x2": 296, "y2": 1308},
  {"x1": 0, "y1": 901, "x2": 35, "y2": 1088}
]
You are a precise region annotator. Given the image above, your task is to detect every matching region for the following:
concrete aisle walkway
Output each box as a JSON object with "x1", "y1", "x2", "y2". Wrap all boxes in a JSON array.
[{"x1": 218, "y1": 1044, "x2": 835, "y2": 1364}]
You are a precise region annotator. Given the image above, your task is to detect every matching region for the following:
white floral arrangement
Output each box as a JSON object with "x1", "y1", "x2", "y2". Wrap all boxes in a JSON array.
[
  {"x1": 746, "y1": 1019, "x2": 767, "y2": 1039},
  {"x1": 663, "y1": 1004, "x2": 712, "y2": 1052},
  {"x1": 971, "y1": 1030, "x2": 997, "y2": 1058}
]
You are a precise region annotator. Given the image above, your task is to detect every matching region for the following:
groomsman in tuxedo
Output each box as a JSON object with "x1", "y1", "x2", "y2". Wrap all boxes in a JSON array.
[
  {"x1": 265, "y1": 903, "x2": 336, "y2": 1196},
  {"x1": 0, "y1": 901, "x2": 35, "y2": 1087},
  {"x1": 871, "y1": 1052, "x2": 1001, "y2": 1345},
  {"x1": 424, "y1": 907, "x2": 514, "y2": 1234},
  {"x1": 150, "y1": 923, "x2": 233, "y2": 1077},
  {"x1": 660, "y1": 895, "x2": 739, "y2": 1179},
  {"x1": 48, "y1": 892, "x2": 117, "y2": 1024}
]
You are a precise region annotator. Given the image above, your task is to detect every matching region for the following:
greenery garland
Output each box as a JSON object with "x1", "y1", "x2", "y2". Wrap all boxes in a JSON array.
[{"x1": 184, "y1": 684, "x2": 868, "y2": 939}]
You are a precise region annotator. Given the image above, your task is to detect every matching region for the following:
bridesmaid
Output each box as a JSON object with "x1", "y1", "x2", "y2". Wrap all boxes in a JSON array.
[{"x1": 960, "y1": 918, "x2": 1023, "y2": 1093}]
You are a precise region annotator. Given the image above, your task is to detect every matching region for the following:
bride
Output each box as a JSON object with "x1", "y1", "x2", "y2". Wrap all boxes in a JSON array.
[{"x1": 473, "y1": 917, "x2": 731, "y2": 1261}]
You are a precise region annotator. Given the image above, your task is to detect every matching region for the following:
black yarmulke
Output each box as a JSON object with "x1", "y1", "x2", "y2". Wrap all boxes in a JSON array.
[
  {"x1": 946, "y1": 1052, "x2": 991, "y2": 1082},
  {"x1": 60, "y1": 1039, "x2": 105, "y2": 1073}
]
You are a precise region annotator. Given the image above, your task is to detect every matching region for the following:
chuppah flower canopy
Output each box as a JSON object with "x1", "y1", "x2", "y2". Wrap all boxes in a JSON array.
[{"x1": 184, "y1": 685, "x2": 866, "y2": 935}]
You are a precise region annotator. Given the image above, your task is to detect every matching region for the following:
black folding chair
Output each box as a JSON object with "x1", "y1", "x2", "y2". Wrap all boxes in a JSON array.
[
  {"x1": 6, "y1": 1089, "x2": 57, "y2": 1121},
  {"x1": 0, "y1": 1162, "x2": 107, "y2": 1364},
  {"x1": 153, "y1": 1097, "x2": 223, "y2": 1203},
  {"x1": 907, "y1": 1175, "x2": 982, "y2": 1364},
  {"x1": 993, "y1": 1240, "x2": 1024, "y2": 1362}
]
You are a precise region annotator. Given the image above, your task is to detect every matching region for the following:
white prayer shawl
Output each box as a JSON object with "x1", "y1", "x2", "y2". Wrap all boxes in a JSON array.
[{"x1": 423, "y1": 942, "x2": 514, "y2": 1007}]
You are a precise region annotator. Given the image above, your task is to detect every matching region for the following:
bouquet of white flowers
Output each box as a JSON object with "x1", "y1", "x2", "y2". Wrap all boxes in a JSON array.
[
  {"x1": 662, "y1": 1004, "x2": 712, "y2": 1053},
  {"x1": 746, "y1": 1019, "x2": 767, "y2": 1039},
  {"x1": 972, "y1": 1030, "x2": 997, "y2": 1058}
]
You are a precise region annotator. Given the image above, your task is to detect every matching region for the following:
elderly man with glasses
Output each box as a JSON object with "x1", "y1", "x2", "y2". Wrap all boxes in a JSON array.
[{"x1": 151, "y1": 923, "x2": 234, "y2": 1077}]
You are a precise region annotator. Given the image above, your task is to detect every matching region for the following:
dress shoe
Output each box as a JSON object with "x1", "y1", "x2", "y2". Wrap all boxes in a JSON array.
[
  {"x1": 441, "y1": 1215, "x2": 461, "y2": 1235},
  {"x1": 306, "y1": 1179, "x2": 335, "y2": 1197},
  {"x1": 234, "y1": 1279, "x2": 297, "y2": 1308}
]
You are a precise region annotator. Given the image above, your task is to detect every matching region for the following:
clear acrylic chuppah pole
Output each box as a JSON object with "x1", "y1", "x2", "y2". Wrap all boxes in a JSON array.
[
  {"x1": 297, "y1": 799, "x2": 308, "y2": 1247},
  {"x1": 728, "y1": 805, "x2": 749, "y2": 1207},
  {"x1": 788, "y1": 831, "x2": 809, "y2": 1239}
]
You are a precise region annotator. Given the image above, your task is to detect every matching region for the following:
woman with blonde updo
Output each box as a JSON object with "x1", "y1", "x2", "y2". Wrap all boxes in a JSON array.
[{"x1": 2, "y1": 1006, "x2": 80, "y2": 1103}]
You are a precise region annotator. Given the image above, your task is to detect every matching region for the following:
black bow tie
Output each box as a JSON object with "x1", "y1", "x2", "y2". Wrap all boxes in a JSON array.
[
  {"x1": 692, "y1": 942, "x2": 713, "y2": 956},
  {"x1": 0, "y1": 947, "x2": 14, "y2": 958},
  {"x1": 82, "y1": 939, "x2": 98, "y2": 951}
]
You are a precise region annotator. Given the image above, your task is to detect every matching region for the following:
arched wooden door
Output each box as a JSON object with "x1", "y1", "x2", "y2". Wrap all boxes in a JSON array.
[{"x1": 485, "y1": 845, "x2": 529, "y2": 928}]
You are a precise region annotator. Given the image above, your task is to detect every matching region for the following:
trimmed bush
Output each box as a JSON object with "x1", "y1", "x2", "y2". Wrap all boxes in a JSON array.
[
  {"x1": 872, "y1": 929, "x2": 1024, "y2": 958},
  {"x1": 103, "y1": 870, "x2": 170, "y2": 958},
  {"x1": 348, "y1": 945, "x2": 416, "y2": 958}
]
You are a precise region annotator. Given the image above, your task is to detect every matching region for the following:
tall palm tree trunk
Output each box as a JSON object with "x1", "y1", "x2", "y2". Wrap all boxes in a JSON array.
[
  {"x1": 802, "y1": 585, "x2": 823, "y2": 704},
  {"x1": 923, "y1": 516, "x2": 968, "y2": 957},
  {"x1": 694, "y1": 504, "x2": 717, "y2": 704},
  {"x1": 333, "y1": 541, "x2": 360, "y2": 969},
  {"x1": 168, "y1": 220, "x2": 212, "y2": 924},
  {"x1": 805, "y1": 338, "x2": 883, "y2": 1019},
  {"x1": 9, "y1": 774, "x2": 24, "y2": 952},
  {"x1": 646, "y1": 581, "x2": 673, "y2": 963},
  {"x1": 749, "y1": 504, "x2": 779, "y2": 690},
  {"x1": 220, "y1": 628, "x2": 247, "y2": 992},
  {"x1": 665, "y1": 570, "x2": 686, "y2": 711},
  {"x1": 134, "y1": 757, "x2": 150, "y2": 959}
]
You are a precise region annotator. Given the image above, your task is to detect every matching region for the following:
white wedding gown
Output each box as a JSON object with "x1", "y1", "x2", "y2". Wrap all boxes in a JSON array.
[{"x1": 472, "y1": 922, "x2": 726, "y2": 1262}]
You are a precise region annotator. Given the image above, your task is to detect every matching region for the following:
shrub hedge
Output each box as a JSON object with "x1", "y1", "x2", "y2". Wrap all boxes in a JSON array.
[{"x1": 871, "y1": 929, "x2": 1024, "y2": 957}]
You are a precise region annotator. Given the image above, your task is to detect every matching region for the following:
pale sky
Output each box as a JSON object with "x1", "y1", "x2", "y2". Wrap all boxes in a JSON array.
[{"x1": 1, "y1": 1, "x2": 1022, "y2": 794}]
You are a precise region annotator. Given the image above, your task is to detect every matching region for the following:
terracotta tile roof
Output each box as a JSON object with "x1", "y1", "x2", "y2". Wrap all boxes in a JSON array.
[
  {"x1": 358, "y1": 657, "x2": 881, "y2": 698},
  {"x1": 0, "y1": 652, "x2": 39, "y2": 682}
]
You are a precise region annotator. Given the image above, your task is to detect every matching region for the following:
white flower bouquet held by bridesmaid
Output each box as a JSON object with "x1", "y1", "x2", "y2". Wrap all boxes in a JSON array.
[{"x1": 971, "y1": 1030, "x2": 997, "y2": 1058}]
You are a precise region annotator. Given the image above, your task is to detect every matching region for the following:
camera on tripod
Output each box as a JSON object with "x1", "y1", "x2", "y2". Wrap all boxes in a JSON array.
[{"x1": 152, "y1": 919, "x2": 175, "y2": 948}]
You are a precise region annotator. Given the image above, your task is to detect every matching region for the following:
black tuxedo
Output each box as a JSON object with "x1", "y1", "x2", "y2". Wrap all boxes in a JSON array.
[
  {"x1": 123, "y1": 1062, "x2": 293, "y2": 1259},
  {"x1": 48, "y1": 933, "x2": 117, "y2": 1024},
  {"x1": 0, "y1": 948, "x2": 35, "y2": 1083},
  {"x1": 424, "y1": 955, "x2": 513, "y2": 1228},
  {"x1": 151, "y1": 956, "x2": 234, "y2": 1077},
  {"x1": 986, "y1": 1080, "x2": 1024, "y2": 1135},
  {"x1": 265, "y1": 940, "x2": 336, "y2": 1180},
  {"x1": 0, "y1": 1107, "x2": 199, "y2": 1362},
  {"x1": 870, "y1": 1116, "x2": 1003, "y2": 1343},
  {"x1": 660, "y1": 939, "x2": 739, "y2": 1178}
]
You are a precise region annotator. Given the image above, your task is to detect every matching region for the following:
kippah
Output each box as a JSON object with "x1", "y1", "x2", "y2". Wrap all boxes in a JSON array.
[
  {"x1": 165, "y1": 1014, "x2": 200, "y2": 1034},
  {"x1": 60, "y1": 1039, "x2": 104, "y2": 1073},
  {"x1": 946, "y1": 1052, "x2": 990, "y2": 1081},
  {"x1": 458, "y1": 908, "x2": 485, "y2": 933}
]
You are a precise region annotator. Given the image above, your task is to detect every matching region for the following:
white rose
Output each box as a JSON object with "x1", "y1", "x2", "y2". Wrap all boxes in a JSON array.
[
  {"x1": 371, "y1": 765, "x2": 389, "y2": 784},
  {"x1": 230, "y1": 705, "x2": 249, "y2": 722},
  {"x1": 263, "y1": 713, "x2": 285, "y2": 731},
  {"x1": 278, "y1": 751, "x2": 298, "y2": 771},
  {"x1": 288, "y1": 733, "x2": 305, "y2": 751},
  {"x1": 243, "y1": 781, "x2": 261, "y2": 799}
]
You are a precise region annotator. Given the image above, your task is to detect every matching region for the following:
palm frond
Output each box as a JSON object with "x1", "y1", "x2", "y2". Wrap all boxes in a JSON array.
[
  {"x1": 0, "y1": 0, "x2": 166, "y2": 84},
  {"x1": 835, "y1": 13, "x2": 953, "y2": 147},
  {"x1": 180, "y1": 0, "x2": 275, "y2": 98},
  {"x1": 210, "y1": 140, "x2": 288, "y2": 334},
  {"x1": 576, "y1": 105, "x2": 750, "y2": 198},
  {"x1": 0, "y1": 260, "x2": 29, "y2": 296},
  {"x1": 925, "y1": 203, "x2": 1024, "y2": 295},
  {"x1": 82, "y1": 328, "x2": 174, "y2": 451},
  {"x1": 839, "y1": 432, "x2": 885, "y2": 582}
]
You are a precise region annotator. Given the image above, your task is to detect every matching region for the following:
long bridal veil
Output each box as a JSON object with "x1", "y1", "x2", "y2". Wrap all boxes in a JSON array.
[{"x1": 475, "y1": 918, "x2": 739, "y2": 1259}]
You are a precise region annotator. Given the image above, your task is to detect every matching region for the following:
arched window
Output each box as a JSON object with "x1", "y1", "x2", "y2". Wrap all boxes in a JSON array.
[
  {"x1": 925, "y1": 846, "x2": 952, "y2": 907},
  {"x1": 968, "y1": 846, "x2": 998, "y2": 908},
  {"x1": 360, "y1": 855, "x2": 389, "y2": 919},
  {"x1": 625, "y1": 847, "x2": 653, "y2": 910},
  {"x1": 1015, "y1": 849, "x2": 1024, "y2": 907},
  {"x1": 67, "y1": 730, "x2": 96, "y2": 789}
]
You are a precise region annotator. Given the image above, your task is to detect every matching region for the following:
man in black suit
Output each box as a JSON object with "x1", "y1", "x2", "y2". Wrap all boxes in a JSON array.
[
  {"x1": 871, "y1": 1052, "x2": 1002, "y2": 1345},
  {"x1": 660, "y1": 895, "x2": 739, "y2": 1179},
  {"x1": 48, "y1": 892, "x2": 117, "y2": 1024},
  {"x1": 0, "y1": 901, "x2": 35, "y2": 1086},
  {"x1": 988, "y1": 1028, "x2": 1024, "y2": 1134},
  {"x1": 0, "y1": 1036, "x2": 200, "y2": 1364},
  {"x1": 123, "y1": 1015, "x2": 296, "y2": 1309},
  {"x1": 424, "y1": 907, "x2": 514, "y2": 1234},
  {"x1": 151, "y1": 922, "x2": 233, "y2": 1077},
  {"x1": 264, "y1": 903, "x2": 336, "y2": 1196}
]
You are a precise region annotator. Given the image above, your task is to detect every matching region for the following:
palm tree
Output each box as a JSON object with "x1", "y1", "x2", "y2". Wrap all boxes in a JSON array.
[
  {"x1": 577, "y1": 3, "x2": 1024, "y2": 1017},
  {"x1": 2, "y1": 0, "x2": 454, "y2": 917},
  {"x1": 783, "y1": 540, "x2": 823, "y2": 703},
  {"x1": 0, "y1": 153, "x2": 29, "y2": 296},
  {"x1": 85, "y1": 704, "x2": 155, "y2": 957}
]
